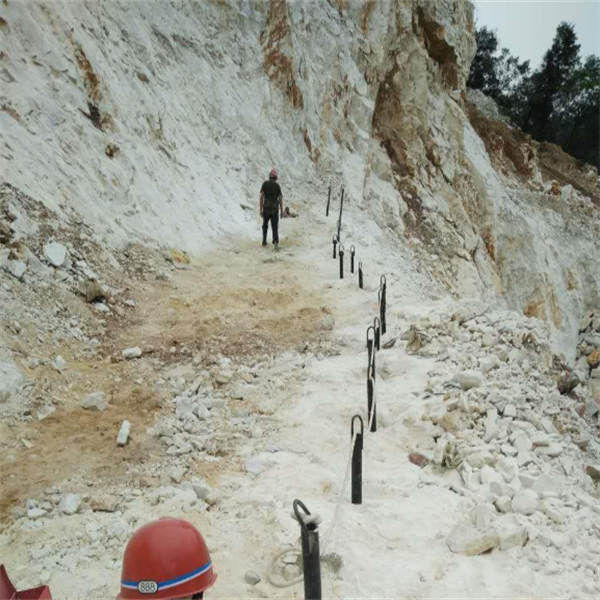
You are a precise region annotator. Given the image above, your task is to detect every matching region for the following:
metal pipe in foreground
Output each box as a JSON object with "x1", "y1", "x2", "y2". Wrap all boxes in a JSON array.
[{"x1": 293, "y1": 499, "x2": 322, "y2": 600}]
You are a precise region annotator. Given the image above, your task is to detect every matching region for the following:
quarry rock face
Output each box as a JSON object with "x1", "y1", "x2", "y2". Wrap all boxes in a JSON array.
[{"x1": 2, "y1": 0, "x2": 597, "y2": 360}]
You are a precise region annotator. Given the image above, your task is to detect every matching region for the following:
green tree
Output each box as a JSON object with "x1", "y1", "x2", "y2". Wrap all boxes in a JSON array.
[
  {"x1": 518, "y1": 22, "x2": 581, "y2": 142},
  {"x1": 554, "y1": 55, "x2": 600, "y2": 166},
  {"x1": 468, "y1": 27, "x2": 530, "y2": 113}
]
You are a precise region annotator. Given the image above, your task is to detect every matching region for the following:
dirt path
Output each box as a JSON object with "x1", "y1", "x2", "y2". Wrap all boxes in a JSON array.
[{"x1": 0, "y1": 217, "x2": 330, "y2": 524}]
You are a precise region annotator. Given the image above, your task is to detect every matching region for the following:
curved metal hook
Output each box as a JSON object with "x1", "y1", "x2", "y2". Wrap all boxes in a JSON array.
[
  {"x1": 366, "y1": 325, "x2": 375, "y2": 344},
  {"x1": 293, "y1": 499, "x2": 311, "y2": 533},
  {"x1": 351, "y1": 414, "x2": 364, "y2": 438}
]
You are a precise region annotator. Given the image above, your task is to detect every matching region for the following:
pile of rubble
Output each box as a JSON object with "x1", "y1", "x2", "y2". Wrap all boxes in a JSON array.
[{"x1": 400, "y1": 301, "x2": 599, "y2": 594}]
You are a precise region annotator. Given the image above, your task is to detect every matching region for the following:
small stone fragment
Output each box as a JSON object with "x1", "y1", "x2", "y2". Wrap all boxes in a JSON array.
[
  {"x1": 532, "y1": 474, "x2": 563, "y2": 497},
  {"x1": 498, "y1": 525, "x2": 528, "y2": 551},
  {"x1": 320, "y1": 314, "x2": 335, "y2": 331},
  {"x1": 122, "y1": 347, "x2": 142, "y2": 360},
  {"x1": 81, "y1": 391, "x2": 107, "y2": 411},
  {"x1": 43, "y1": 242, "x2": 68, "y2": 267},
  {"x1": 512, "y1": 489, "x2": 538, "y2": 515},
  {"x1": 447, "y1": 523, "x2": 499, "y2": 556},
  {"x1": 557, "y1": 373, "x2": 580, "y2": 395},
  {"x1": 494, "y1": 496, "x2": 512, "y2": 513},
  {"x1": 28, "y1": 508, "x2": 47, "y2": 520},
  {"x1": 452, "y1": 370, "x2": 484, "y2": 391},
  {"x1": 585, "y1": 464, "x2": 600, "y2": 482},
  {"x1": 408, "y1": 453, "x2": 430, "y2": 468},
  {"x1": 117, "y1": 420, "x2": 131, "y2": 446},
  {"x1": 59, "y1": 493, "x2": 82, "y2": 515},
  {"x1": 170, "y1": 467, "x2": 185, "y2": 484},
  {"x1": 244, "y1": 571, "x2": 261, "y2": 586},
  {"x1": 53, "y1": 355, "x2": 67, "y2": 372},
  {"x1": 91, "y1": 496, "x2": 118, "y2": 512}
]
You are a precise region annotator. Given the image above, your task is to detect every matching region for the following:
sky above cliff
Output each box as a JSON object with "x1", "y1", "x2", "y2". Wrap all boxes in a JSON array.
[{"x1": 473, "y1": 0, "x2": 599, "y2": 67}]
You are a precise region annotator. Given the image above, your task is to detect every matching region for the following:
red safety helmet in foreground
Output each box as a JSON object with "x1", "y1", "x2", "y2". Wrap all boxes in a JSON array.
[
  {"x1": 269, "y1": 167, "x2": 278, "y2": 179},
  {"x1": 118, "y1": 518, "x2": 216, "y2": 600}
]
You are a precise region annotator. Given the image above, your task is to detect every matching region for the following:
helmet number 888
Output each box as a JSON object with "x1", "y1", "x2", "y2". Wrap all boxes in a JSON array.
[{"x1": 137, "y1": 581, "x2": 158, "y2": 594}]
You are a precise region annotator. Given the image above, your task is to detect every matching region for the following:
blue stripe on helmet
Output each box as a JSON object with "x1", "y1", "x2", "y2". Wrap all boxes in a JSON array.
[{"x1": 122, "y1": 560, "x2": 212, "y2": 590}]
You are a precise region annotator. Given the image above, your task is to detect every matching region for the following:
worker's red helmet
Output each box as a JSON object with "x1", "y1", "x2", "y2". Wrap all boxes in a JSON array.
[
  {"x1": 269, "y1": 167, "x2": 278, "y2": 179},
  {"x1": 118, "y1": 518, "x2": 216, "y2": 600}
]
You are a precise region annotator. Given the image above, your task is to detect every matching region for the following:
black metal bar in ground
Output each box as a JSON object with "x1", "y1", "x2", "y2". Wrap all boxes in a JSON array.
[
  {"x1": 351, "y1": 415, "x2": 364, "y2": 505},
  {"x1": 367, "y1": 365, "x2": 376, "y2": 433},
  {"x1": 380, "y1": 275, "x2": 387, "y2": 335},
  {"x1": 293, "y1": 499, "x2": 322, "y2": 600},
  {"x1": 358, "y1": 261, "x2": 363, "y2": 289},
  {"x1": 374, "y1": 316, "x2": 381, "y2": 351},
  {"x1": 332, "y1": 235, "x2": 338, "y2": 259},
  {"x1": 350, "y1": 246, "x2": 355, "y2": 274},
  {"x1": 326, "y1": 186, "x2": 331, "y2": 217},
  {"x1": 337, "y1": 186, "x2": 344, "y2": 242},
  {"x1": 339, "y1": 245, "x2": 344, "y2": 279}
]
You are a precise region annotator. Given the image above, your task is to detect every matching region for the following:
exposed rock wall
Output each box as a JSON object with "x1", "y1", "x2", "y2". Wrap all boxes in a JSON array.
[{"x1": 1, "y1": 0, "x2": 598, "y2": 357}]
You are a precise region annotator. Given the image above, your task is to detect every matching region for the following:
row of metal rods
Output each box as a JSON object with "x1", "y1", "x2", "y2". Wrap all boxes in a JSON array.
[
  {"x1": 332, "y1": 236, "x2": 363, "y2": 289},
  {"x1": 294, "y1": 189, "x2": 388, "y2": 600}
]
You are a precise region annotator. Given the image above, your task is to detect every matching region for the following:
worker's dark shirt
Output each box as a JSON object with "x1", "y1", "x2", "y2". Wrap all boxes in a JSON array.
[{"x1": 261, "y1": 179, "x2": 282, "y2": 214}]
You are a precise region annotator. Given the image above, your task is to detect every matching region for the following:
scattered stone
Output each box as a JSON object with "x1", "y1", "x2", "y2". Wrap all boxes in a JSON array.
[
  {"x1": 117, "y1": 420, "x2": 131, "y2": 446},
  {"x1": 59, "y1": 493, "x2": 82, "y2": 515},
  {"x1": 513, "y1": 431, "x2": 532, "y2": 454},
  {"x1": 498, "y1": 524, "x2": 528, "y2": 551},
  {"x1": 479, "y1": 465, "x2": 501, "y2": 484},
  {"x1": 503, "y1": 404, "x2": 517, "y2": 418},
  {"x1": 215, "y1": 370, "x2": 233, "y2": 385},
  {"x1": 53, "y1": 355, "x2": 67, "y2": 372},
  {"x1": 382, "y1": 337, "x2": 397, "y2": 350},
  {"x1": 479, "y1": 356, "x2": 500, "y2": 374},
  {"x1": 560, "y1": 456, "x2": 574, "y2": 476},
  {"x1": 495, "y1": 457, "x2": 519, "y2": 483},
  {"x1": 21, "y1": 439, "x2": 33, "y2": 449},
  {"x1": 540, "y1": 500, "x2": 563, "y2": 523},
  {"x1": 91, "y1": 496, "x2": 118, "y2": 512},
  {"x1": 558, "y1": 373, "x2": 580, "y2": 395},
  {"x1": 585, "y1": 399, "x2": 599, "y2": 417},
  {"x1": 531, "y1": 433, "x2": 551, "y2": 447},
  {"x1": 6, "y1": 260, "x2": 27, "y2": 279},
  {"x1": 244, "y1": 571, "x2": 261, "y2": 586},
  {"x1": 472, "y1": 503, "x2": 495, "y2": 529},
  {"x1": 84, "y1": 280, "x2": 106, "y2": 303},
  {"x1": 319, "y1": 314, "x2": 335, "y2": 331},
  {"x1": 43, "y1": 242, "x2": 68, "y2": 267},
  {"x1": 81, "y1": 391, "x2": 107, "y2": 411},
  {"x1": 37, "y1": 406, "x2": 56, "y2": 421},
  {"x1": 446, "y1": 523, "x2": 499, "y2": 556},
  {"x1": 588, "y1": 349, "x2": 600, "y2": 368},
  {"x1": 535, "y1": 443, "x2": 562, "y2": 458},
  {"x1": 192, "y1": 481, "x2": 220, "y2": 506},
  {"x1": 122, "y1": 347, "x2": 142, "y2": 360},
  {"x1": 170, "y1": 467, "x2": 185, "y2": 484},
  {"x1": 494, "y1": 496, "x2": 512, "y2": 513},
  {"x1": 452, "y1": 371, "x2": 483, "y2": 391},
  {"x1": 27, "y1": 507, "x2": 47, "y2": 520},
  {"x1": 512, "y1": 489, "x2": 538, "y2": 515},
  {"x1": 408, "y1": 453, "x2": 429, "y2": 468},
  {"x1": 532, "y1": 474, "x2": 563, "y2": 497},
  {"x1": 585, "y1": 464, "x2": 600, "y2": 482}
]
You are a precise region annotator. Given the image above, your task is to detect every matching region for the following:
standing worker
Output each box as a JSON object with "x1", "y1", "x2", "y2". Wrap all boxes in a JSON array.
[
  {"x1": 260, "y1": 168, "x2": 284, "y2": 249},
  {"x1": 118, "y1": 518, "x2": 217, "y2": 600}
]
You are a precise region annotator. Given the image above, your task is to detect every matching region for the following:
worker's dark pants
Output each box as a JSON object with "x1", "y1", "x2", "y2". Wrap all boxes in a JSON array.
[{"x1": 262, "y1": 212, "x2": 279, "y2": 244}]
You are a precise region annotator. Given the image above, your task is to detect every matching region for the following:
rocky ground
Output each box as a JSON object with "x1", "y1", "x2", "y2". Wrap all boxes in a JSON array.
[{"x1": 2, "y1": 182, "x2": 600, "y2": 599}]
